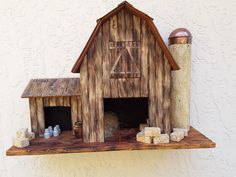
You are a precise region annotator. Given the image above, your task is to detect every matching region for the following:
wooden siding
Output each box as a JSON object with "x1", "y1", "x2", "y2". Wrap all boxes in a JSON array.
[
  {"x1": 22, "y1": 78, "x2": 80, "y2": 98},
  {"x1": 29, "y1": 96, "x2": 81, "y2": 136},
  {"x1": 79, "y1": 10, "x2": 172, "y2": 142},
  {"x1": 71, "y1": 1, "x2": 179, "y2": 72}
]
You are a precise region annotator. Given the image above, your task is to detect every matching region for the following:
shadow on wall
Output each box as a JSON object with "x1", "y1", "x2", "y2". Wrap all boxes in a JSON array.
[{"x1": 5, "y1": 150, "x2": 194, "y2": 177}]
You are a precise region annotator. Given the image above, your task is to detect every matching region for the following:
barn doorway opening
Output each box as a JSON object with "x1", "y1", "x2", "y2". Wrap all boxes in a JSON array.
[
  {"x1": 44, "y1": 106, "x2": 72, "y2": 131},
  {"x1": 104, "y1": 98, "x2": 148, "y2": 141}
]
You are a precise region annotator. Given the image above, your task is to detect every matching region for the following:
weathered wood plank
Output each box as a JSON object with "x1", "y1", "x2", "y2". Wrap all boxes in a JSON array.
[
  {"x1": 36, "y1": 98, "x2": 45, "y2": 136},
  {"x1": 49, "y1": 97, "x2": 56, "y2": 107},
  {"x1": 122, "y1": 11, "x2": 136, "y2": 97},
  {"x1": 117, "y1": 10, "x2": 128, "y2": 98},
  {"x1": 6, "y1": 127, "x2": 216, "y2": 156},
  {"x1": 77, "y1": 97, "x2": 82, "y2": 121},
  {"x1": 71, "y1": 96, "x2": 78, "y2": 129},
  {"x1": 56, "y1": 97, "x2": 64, "y2": 106},
  {"x1": 95, "y1": 29, "x2": 104, "y2": 142},
  {"x1": 132, "y1": 15, "x2": 141, "y2": 97},
  {"x1": 44, "y1": 79, "x2": 57, "y2": 97},
  {"x1": 80, "y1": 56, "x2": 90, "y2": 142},
  {"x1": 133, "y1": 78, "x2": 140, "y2": 97},
  {"x1": 29, "y1": 98, "x2": 38, "y2": 136},
  {"x1": 102, "y1": 21, "x2": 111, "y2": 98},
  {"x1": 155, "y1": 42, "x2": 164, "y2": 132},
  {"x1": 63, "y1": 97, "x2": 70, "y2": 107},
  {"x1": 51, "y1": 79, "x2": 64, "y2": 96},
  {"x1": 148, "y1": 30, "x2": 157, "y2": 127},
  {"x1": 163, "y1": 55, "x2": 171, "y2": 134},
  {"x1": 43, "y1": 97, "x2": 50, "y2": 107},
  {"x1": 140, "y1": 20, "x2": 148, "y2": 97},
  {"x1": 110, "y1": 14, "x2": 119, "y2": 98},
  {"x1": 22, "y1": 78, "x2": 80, "y2": 98},
  {"x1": 87, "y1": 43, "x2": 96, "y2": 142},
  {"x1": 132, "y1": 15, "x2": 141, "y2": 41}
]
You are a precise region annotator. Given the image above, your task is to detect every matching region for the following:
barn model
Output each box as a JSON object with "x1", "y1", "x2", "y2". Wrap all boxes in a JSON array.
[{"x1": 7, "y1": 1, "x2": 215, "y2": 156}]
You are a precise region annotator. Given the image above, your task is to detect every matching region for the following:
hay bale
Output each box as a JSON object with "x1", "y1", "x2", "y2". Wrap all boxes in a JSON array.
[{"x1": 104, "y1": 112, "x2": 119, "y2": 139}]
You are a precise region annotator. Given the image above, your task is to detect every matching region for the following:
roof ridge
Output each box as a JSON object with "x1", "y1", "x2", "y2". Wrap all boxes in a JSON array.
[{"x1": 72, "y1": 2, "x2": 179, "y2": 73}]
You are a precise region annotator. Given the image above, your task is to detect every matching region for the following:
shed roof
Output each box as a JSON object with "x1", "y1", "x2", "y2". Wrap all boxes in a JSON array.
[
  {"x1": 71, "y1": 1, "x2": 179, "y2": 73},
  {"x1": 22, "y1": 78, "x2": 80, "y2": 98}
]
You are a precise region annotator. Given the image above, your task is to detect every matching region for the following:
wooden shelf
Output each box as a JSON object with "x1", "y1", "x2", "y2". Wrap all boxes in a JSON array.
[{"x1": 6, "y1": 127, "x2": 215, "y2": 156}]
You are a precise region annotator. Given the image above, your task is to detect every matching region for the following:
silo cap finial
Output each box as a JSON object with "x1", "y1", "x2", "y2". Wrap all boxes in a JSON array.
[{"x1": 169, "y1": 28, "x2": 192, "y2": 45}]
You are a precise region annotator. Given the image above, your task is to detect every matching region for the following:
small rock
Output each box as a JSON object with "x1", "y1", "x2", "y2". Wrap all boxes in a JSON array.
[
  {"x1": 153, "y1": 134, "x2": 169, "y2": 144},
  {"x1": 173, "y1": 128, "x2": 188, "y2": 136},
  {"x1": 170, "y1": 131, "x2": 184, "y2": 142},
  {"x1": 139, "y1": 123, "x2": 148, "y2": 131},
  {"x1": 16, "y1": 128, "x2": 28, "y2": 139},
  {"x1": 136, "y1": 131, "x2": 152, "y2": 144},
  {"x1": 13, "y1": 138, "x2": 29, "y2": 148},
  {"x1": 28, "y1": 132, "x2": 35, "y2": 140},
  {"x1": 144, "y1": 127, "x2": 161, "y2": 137}
]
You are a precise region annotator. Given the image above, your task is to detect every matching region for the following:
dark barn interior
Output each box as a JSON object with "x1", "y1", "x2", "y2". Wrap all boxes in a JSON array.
[
  {"x1": 44, "y1": 106, "x2": 72, "y2": 131},
  {"x1": 104, "y1": 98, "x2": 148, "y2": 129}
]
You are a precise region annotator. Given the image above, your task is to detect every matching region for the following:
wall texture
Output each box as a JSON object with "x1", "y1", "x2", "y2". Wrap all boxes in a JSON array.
[{"x1": 0, "y1": 0, "x2": 236, "y2": 177}]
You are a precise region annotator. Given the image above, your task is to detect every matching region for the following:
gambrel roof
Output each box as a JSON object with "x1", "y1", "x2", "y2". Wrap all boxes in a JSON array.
[{"x1": 72, "y1": 1, "x2": 179, "y2": 73}]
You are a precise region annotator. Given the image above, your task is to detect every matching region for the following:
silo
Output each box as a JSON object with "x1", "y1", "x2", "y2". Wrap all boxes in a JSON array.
[{"x1": 168, "y1": 28, "x2": 192, "y2": 131}]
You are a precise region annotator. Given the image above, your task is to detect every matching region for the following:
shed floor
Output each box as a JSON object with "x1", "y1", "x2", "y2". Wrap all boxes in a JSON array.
[{"x1": 6, "y1": 127, "x2": 215, "y2": 156}]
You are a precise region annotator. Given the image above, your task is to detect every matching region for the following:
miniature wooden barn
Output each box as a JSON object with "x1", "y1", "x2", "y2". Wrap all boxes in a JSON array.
[
  {"x1": 6, "y1": 1, "x2": 216, "y2": 156},
  {"x1": 71, "y1": 2, "x2": 179, "y2": 143},
  {"x1": 22, "y1": 78, "x2": 81, "y2": 136},
  {"x1": 22, "y1": 2, "x2": 180, "y2": 143}
]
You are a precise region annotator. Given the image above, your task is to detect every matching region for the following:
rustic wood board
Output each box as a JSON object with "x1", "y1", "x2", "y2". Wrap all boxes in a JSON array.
[
  {"x1": 6, "y1": 127, "x2": 215, "y2": 156},
  {"x1": 21, "y1": 78, "x2": 80, "y2": 98}
]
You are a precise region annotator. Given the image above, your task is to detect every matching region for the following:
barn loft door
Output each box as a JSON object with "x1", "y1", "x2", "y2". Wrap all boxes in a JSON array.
[{"x1": 109, "y1": 41, "x2": 141, "y2": 78}]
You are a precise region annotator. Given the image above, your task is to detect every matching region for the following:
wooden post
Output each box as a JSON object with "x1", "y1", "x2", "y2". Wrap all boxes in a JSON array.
[
  {"x1": 36, "y1": 97, "x2": 45, "y2": 136},
  {"x1": 95, "y1": 28, "x2": 104, "y2": 142},
  {"x1": 163, "y1": 57, "x2": 171, "y2": 134},
  {"x1": 109, "y1": 14, "x2": 119, "y2": 98},
  {"x1": 102, "y1": 21, "x2": 111, "y2": 98},
  {"x1": 140, "y1": 20, "x2": 148, "y2": 97},
  {"x1": 148, "y1": 30, "x2": 157, "y2": 127},
  {"x1": 29, "y1": 98, "x2": 38, "y2": 136},
  {"x1": 71, "y1": 96, "x2": 78, "y2": 128},
  {"x1": 80, "y1": 56, "x2": 90, "y2": 143}
]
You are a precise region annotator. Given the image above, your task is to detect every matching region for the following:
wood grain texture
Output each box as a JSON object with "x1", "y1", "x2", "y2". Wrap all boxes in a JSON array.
[
  {"x1": 71, "y1": 1, "x2": 179, "y2": 73},
  {"x1": 29, "y1": 98, "x2": 38, "y2": 135},
  {"x1": 57, "y1": 97, "x2": 64, "y2": 106},
  {"x1": 22, "y1": 78, "x2": 80, "y2": 98},
  {"x1": 109, "y1": 14, "x2": 119, "y2": 98},
  {"x1": 49, "y1": 97, "x2": 56, "y2": 107},
  {"x1": 102, "y1": 21, "x2": 111, "y2": 98},
  {"x1": 148, "y1": 30, "x2": 157, "y2": 127},
  {"x1": 88, "y1": 43, "x2": 96, "y2": 142},
  {"x1": 140, "y1": 20, "x2": 148, "y2": 97},
  {"x1": 132, "y1": 15, "x2": 141, "y2": 97},
  {"x1": 36, "y1": 98, "x2": 45, "y2": 136},
  {"x1": 95, "y1": 28, "x2": 104, "y2": 142},
  {"x1": 67, "y1": 9, "x2": 174, "y2": 142},
  {"x1": 155, "y1": 43, "x2": 164, "y2": 132},
  {"x1": 117, "y1": 9, "x2": 128, "y2": 97},
  {"x1": 43, "y1": 97, "x2": 50, "y2": 106},
  {"x1": 71, "y1": 96, "x2": 78, "y2": 128},
  {"x1": 6, "y1": 127, "x2": 216, "y2": 156},
  {"x1": 80, "y1": 56, "x2": 90, "y2": 143},
  {"x1": 77, "y1": 97, "x2": 82, "y2": 121},
  {"x1": 63, "y1": 97, "x2": 70, "y2": 107}
]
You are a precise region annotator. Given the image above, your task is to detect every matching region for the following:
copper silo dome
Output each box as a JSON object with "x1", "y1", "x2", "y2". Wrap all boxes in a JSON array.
[{"x1": 169, "y1": 28, "x2": 192, "y2": 45}]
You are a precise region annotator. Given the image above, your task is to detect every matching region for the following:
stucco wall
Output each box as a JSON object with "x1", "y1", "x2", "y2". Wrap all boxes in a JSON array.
[{"x1": 0, "y1": 0, "x2": 236, "y2": 177}]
